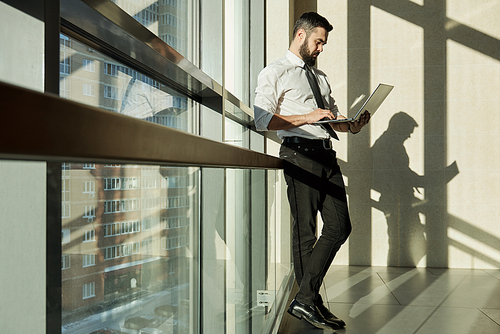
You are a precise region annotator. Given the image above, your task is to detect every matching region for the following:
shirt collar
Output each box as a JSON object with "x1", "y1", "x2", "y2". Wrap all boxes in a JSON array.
[{"x1": 286, "y1": 50, "x2": 305, "y2": 68}]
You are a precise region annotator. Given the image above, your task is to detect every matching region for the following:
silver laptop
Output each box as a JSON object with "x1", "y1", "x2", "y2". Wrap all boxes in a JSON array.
[{"x1": 315, "y1": 83, "x2": 394, "y2": 123}]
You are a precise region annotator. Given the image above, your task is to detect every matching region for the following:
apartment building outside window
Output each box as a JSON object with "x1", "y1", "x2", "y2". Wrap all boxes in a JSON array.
[
  {"x1": 104, "y1": 177, "x2": 139, "y2": 190},
  {"x1": 82, "y1": 59, "x2": 95, "y2": 72},
  {"x1": 62, "y1": 255, "x2": 70, "y2": 270},
  {"x1": 121, "y1": 220, "x2": 141, "y2": 234},
  {"x1": 83, "y1": 230, "x2": 95, "y2": 242},
  {"x1": 83, "y1": 83, "x2": 94, "y2": 96},
  {"x1": 82, "y1": 254, "x2": 96, "y2": 267},
  {"x1": 83, "y1": 205, "x2": 96, "y2": 220},
  {"x1": 104, "y1": 85, "x2": 118, "y2": 99},
  {"x1": 104, "y1": 222, "x2": 120, "y2": 237},
  {"x1": 82, "y1": 282, "x2": 95, "y2": 299},
  {"x1": 104, "y1": 199, "x2": 139, "y2": 213}
]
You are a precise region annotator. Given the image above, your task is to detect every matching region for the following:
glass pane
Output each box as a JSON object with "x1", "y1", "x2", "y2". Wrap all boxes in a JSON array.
[
  {"x1": 224, "y1": 0, "x2": 250, "y2": 105},
  {"x1": 61, "y1": 164, "x2": 198, "y2": 334},
  {"x1": 59, "y1": 34, "x2": 197, "y2": 135},
  {"x1": 200, "y1": 0, "x2": 223, "y2": 85},
  {"x1": 225, "y1": 116, "x2": 249, "y2": 148},
  {"x1": 111, "y1": 0, "x2": 198, "y2": 63}
]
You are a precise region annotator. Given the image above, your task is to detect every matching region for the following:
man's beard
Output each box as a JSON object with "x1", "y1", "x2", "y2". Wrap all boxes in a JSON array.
[{"x1": 299, "y1": 38, "x2": 319, "y2": 67}]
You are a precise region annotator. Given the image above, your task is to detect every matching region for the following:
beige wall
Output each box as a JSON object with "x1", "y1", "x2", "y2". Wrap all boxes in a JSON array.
[
  {"x1": 267, "y1": 0, "x2": 500, "y2": 269},
  {"x1": 0, "y1": 2, "x2": 47, "y2": 333}
]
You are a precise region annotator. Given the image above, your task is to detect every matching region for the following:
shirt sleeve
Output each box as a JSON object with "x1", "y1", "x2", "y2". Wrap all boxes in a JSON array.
[
  {"x1": 324, "y1": 75, "x2": 341, "y2": 117},
  {"x1": 328, "y1": 95, "x2": 341, "y2": 117},
  {"x1": 253, "y1": 66, "x2": 281, "y2": 132}
]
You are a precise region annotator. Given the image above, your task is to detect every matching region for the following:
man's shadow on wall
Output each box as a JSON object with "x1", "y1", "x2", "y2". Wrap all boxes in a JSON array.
[{"x1": 370, "y1": 112, "x2": 459, "y2": 266}]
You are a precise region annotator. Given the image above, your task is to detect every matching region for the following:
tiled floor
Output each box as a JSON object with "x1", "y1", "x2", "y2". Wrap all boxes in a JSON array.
[{"x1": 278, "y1": 266, "x2": 500, "y2": 334}]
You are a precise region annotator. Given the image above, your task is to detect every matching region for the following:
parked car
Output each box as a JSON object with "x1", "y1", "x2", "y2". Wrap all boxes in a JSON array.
[
  {"x1": 89, "y1": 328, "x2": 124, "y2": 334},
  {"x1": 153, "y1": 305, "x2": 175, "y2": 317},
  {"x1": 139, "y1": 328, "x2": 166, "y2": 334},
  {"x1": 123, "y1": 315, "x2": 159, "y2": 330}
]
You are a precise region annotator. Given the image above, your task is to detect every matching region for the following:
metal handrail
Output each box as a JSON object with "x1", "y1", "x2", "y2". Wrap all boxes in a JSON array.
[{"x1": 0, "y1": 81, "x2": 283, "y2": 169}]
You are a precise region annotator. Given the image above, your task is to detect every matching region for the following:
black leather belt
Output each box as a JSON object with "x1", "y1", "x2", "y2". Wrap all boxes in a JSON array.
[{"x1": 282, "y1": 136, "x2": 333, "y2": 150}]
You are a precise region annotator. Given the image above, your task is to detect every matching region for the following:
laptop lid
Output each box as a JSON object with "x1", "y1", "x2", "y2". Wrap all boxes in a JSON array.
[{"x1": 315, "y1": 83, "x2": 394, "y2": 123}]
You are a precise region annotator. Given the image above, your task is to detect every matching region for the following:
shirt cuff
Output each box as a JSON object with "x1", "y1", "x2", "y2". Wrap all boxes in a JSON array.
[{"x1": 253, "y1": 105, "x2": 275, "y2": 131}]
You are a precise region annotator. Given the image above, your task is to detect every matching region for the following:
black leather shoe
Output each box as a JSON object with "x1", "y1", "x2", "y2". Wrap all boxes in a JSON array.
[
  {"x1": 316, "y1": 302, "x2": 346, "y2": 328},
  {"x1": 287, "y1": 299, "x2": 338, "y2": 332}
]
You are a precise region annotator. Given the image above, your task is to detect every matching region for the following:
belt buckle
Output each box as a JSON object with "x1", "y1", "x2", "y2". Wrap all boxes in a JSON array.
[{"x1": 322, "y1": 138, "x2": 332, "y2": 150}]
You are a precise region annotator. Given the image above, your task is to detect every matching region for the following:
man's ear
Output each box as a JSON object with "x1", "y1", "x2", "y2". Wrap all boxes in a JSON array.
[{"x1": 296, "y1": 28, "x2": 306, "y2": 41}]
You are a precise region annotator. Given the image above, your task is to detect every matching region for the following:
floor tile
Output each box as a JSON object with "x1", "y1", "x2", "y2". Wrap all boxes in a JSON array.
[
  {"x1": 379, "y1": 270, "x2": 465, "y2": 307},
  {"x1": 426, "y1": 268, "x2": 490, "y2": 276},
  {"x1": 480, "y1": 309, "x2": 500, "y2": 326},
  {"x1": 441, "y1": 275, "x2": 500, "y2": 309},
  {"x1": 483, "y1": 269, "x2": 500, "y2": 280},
  {"x1": 415, "y1": 307, "x2": 500, "y2": 334},
  {"x1": 323, "y1": 271, "x2": 399, "y2": 306},
  {"x1": 278, "y1": 265, "x2": 500, "y2": 334}
]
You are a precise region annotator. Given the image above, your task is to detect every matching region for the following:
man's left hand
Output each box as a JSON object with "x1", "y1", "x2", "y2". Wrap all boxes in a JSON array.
[{"x1": 349, "y1": 111, "x2": 371, "y2": 133}]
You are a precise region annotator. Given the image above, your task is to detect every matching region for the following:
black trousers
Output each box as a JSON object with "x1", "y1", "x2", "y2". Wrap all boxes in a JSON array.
[{"x1": 280, "y1": 139, "x2": 351, "y2": 306}]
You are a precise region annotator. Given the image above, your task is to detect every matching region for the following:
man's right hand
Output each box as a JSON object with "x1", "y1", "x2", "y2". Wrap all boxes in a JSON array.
[
  {"x1": 268, "y1": 108, "x2": 335, "y2": 131},
  {"x1": 305, "y1": 108, "x2": 336, "y2": 124}
]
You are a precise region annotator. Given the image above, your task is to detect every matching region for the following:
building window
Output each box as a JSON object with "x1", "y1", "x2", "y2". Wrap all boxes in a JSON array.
[
  {"x1": 104, "y1": 245, "x2": 120, "y2": 260},
  {"x1": 173, "y1": 96, "x2": 187, "y2": 109},
  {"x1": 104, "y1": 199, "x2": 139, "y2": 214},
  {"x1": 62, "y1": 204, "x2": 71, "y2": 218},
  {"x1": 142, "y1": 218, "x2": 158, "y2": 231},
  {"x1": 169, "y1": 261, "x2": 175, "y2": 274},
  {"x1": 104, "y1": 177, "x2": 139, "y2": 190},
  {"x1": 161, "y1": 216, "x2": 188, "y2": 229},
  {"x1": 83, "y1": 229, "x2": 95, "y2": 242},
  {"x1": 121, "y1": 220, "x2": 141, "y2": 234},
  {"x1": 83, "y1": 205, "x2": 96, "y2": 220},
  {"x1": 121, "y1": 242, "x2": 140, "y2": 257},
  {"x1": 142, "y1": 238, "x2": 159, "y2": 252},
  {"x1": 62, "y1": 255, "x2": 70, "y2": 270},
  {"x1": 82, "y1": 59, "x2": 95, "y2": 72},
  {"x1": 83, "y1": 163, "x2": 95, "y2": 169},
  {"x1": 60, "y1": 76, "x2": 70, "y2": 98},
  {"x1": 60, "y1": 34, "x2": 70, "y2": 49},
  {"x1": 62, "y1": 229, "x2": 70, "y2": 244},
  {"x1": 82, "y1": 254, "x2": 96, "y2": 267},
  {"x1": 104, "y1": 177, "x2": 120, "y2": 190},
  {"x1": 104, "y1": 62, "x2": 119, "y2": 77},
  {"x1": 62, "y1": 163, "x2": 70, "y2": 177},
  {"x1": 142, "y1": 177, "x2": 159, "y2": 189},
  {"x1": 82, "y1": 282, "x2": 95, "y2": 299},
  {"x1": 104, "y1": 223, "x2": 121, "y2": 237},
  {"x1": 83, "y1": 181, "x2": 95, "y2": 197},
  {"x1": 104, "y1": 85, "x2": 118, "y2": 100},
  {"x1": 60, "y1": 54, "x2": 70, "y2": 75},
  {"x1": 163, "y1": 176, "x2": 187, "y2": 188},
  {"x1": 162, "y1": 196, "x2": 189, "y2": 209},
  {"x1": 83, "y1": 83, "x2": 95, "y2": 96},
  {"x1": 142, "y1": 197, "x2": 161, "y2": 210}
]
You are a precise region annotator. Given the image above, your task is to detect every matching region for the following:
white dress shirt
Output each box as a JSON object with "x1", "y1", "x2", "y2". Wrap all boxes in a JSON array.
[{"x1": 254, "y1": 50, "x2": 340, "y2": 140}]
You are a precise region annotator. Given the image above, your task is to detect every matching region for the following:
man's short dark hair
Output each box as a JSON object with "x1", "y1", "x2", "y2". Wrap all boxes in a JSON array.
[{"x1": 292, "y1": 12, "x2": 333, "y2": 38}]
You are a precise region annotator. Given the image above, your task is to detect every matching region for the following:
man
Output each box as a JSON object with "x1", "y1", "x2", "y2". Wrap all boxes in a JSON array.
[{"x1": 254, "y1": 12, "x2": 370, "y2": 332}]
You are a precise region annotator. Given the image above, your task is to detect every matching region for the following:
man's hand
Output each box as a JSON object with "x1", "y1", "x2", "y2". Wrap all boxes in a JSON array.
[
  {"x1": 305, "y1": 108, "x2": 336, "y2": 124},
  {"x1": 349, "y1": 111, "x2": 371, "y2": 133}
]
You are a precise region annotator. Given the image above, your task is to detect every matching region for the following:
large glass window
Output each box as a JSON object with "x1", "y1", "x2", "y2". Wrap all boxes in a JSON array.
[
  {"x1": 58, "y1": 34, "x2": 196, "y2": 134},
  {"x1": 61, "y1": 163, "x2": 197, "y2": 334},
  {"x1": 112, "y1": 0, "x2": 198, "y2": 63},
  {"x1": 57, "y1": 2, "x2": 292, "y2": 334}
]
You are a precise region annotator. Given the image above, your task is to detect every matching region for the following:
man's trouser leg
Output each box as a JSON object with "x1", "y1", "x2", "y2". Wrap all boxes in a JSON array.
[{"x1": 282, "y1": 145, "x2": 351, "y2": 306}]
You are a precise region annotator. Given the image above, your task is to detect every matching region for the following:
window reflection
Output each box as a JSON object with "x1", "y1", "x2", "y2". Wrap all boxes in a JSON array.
[
  {"x1": 111, "y1": 0, "x2": 192, "y2": 61},
  {"x1": 60, "y1": 34, "x2": 197, "y2": 334},
  {"x1": 58, "y1": 34, "x2": 193, "y2": 133},
  {"x1": 61, "y1": 163, "x2": 196, "y2": 334}
]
